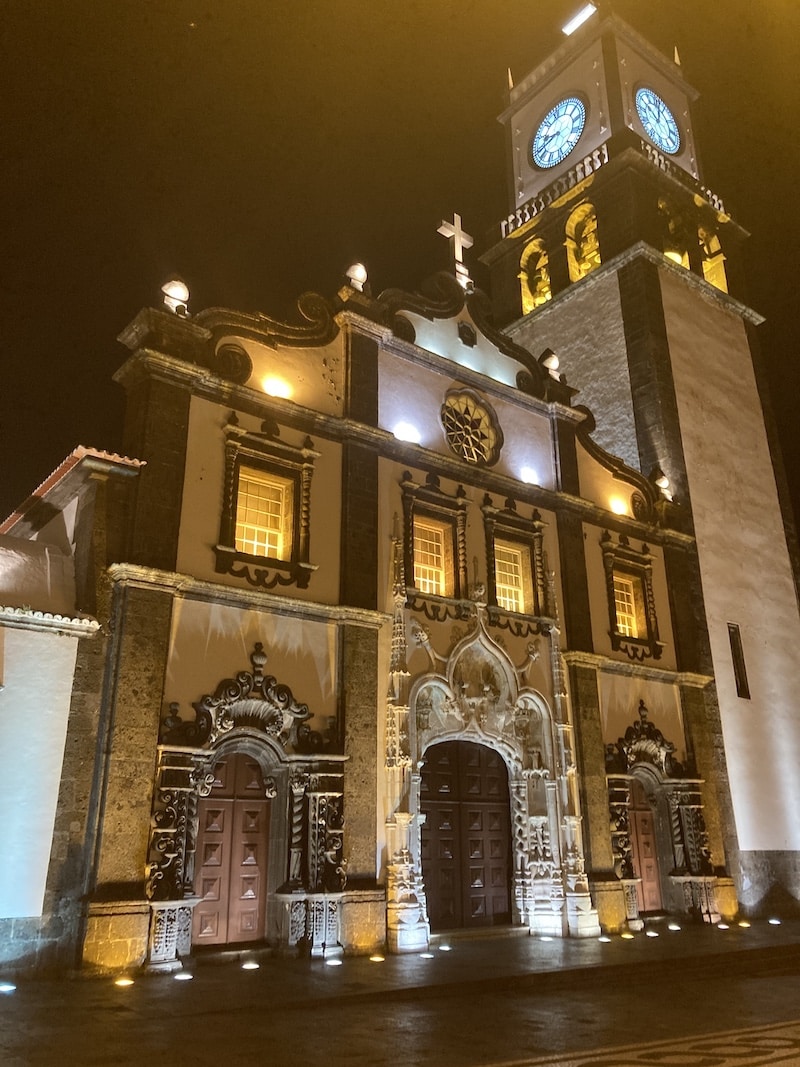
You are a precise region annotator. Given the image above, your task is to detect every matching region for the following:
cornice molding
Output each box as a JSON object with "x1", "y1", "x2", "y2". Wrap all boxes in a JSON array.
[
  {"x1": 0, "y1": 605, "x2": 100, "y2": 637},
  {"x1": 106, "y1": 563, "x2": 388, "y2": 629}
]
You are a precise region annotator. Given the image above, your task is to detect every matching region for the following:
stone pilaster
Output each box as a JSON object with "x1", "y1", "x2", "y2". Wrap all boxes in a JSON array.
[{"x1": 83, "y1": 580, "x2": 173, "y2": 971}]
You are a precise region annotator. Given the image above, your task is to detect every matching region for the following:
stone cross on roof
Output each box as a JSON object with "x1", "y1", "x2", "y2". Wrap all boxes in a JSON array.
[{"x1": 437, "y1": 212, "x2": 473, "y2": 290}]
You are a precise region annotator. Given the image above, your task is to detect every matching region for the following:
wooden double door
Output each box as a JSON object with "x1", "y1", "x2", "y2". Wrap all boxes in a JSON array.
[
  {"x1": 420, "y1": 741, "x2": 512, "y2": 930},
  {"x1": 192, "y1": 753, "x2": 271, "y2": 946}
]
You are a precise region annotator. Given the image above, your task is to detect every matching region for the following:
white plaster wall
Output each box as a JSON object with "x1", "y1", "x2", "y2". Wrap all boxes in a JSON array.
[
  {"x1": 164, "y1": 598, "x2": 339, "y2": 730},
  {"x1": 599, "y1": 673, "x2": 687, "y2": 766},
  {"x1": 575, "y1": 438, "x2": 640, "y2": 516},
  {"x1": 177, "y1": 396, "x2": 342, "y2": 605},
  {"x1": 661, "y1": 268, "x2": 800, "y2": 851},
  {"x1": 221, "y1": 335, "x2": 345, "y2": 418},
  {"x1": 509, "y1": 272, "x2": 640, "y2": 470},
  {"x1": 0, "y1": 627, "x2": 78, "y2": 918},
  {"x1": 377, "y1": 351, "x2": 555, "y2": 490},
  {"x1": 0, "y1": 536, "x2": 75, "y2": 616}
]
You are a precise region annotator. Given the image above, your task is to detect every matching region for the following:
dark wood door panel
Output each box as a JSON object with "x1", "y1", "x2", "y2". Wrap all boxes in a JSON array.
[
  {"x1": 421, "y1": 741, "x2": 511, "y2": 931},
  {"x1": 193, "y1": 752, "x2": 270, "y2": 946}
]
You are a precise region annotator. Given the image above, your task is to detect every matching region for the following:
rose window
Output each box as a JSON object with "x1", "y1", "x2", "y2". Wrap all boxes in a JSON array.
[{"x1": 440, "y1": 390, "x2": 503, "y2": 466}]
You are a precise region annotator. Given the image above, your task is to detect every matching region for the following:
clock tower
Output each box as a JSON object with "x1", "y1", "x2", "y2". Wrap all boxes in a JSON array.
[
  {"x1": 484, "y1": 12, "x2": 800, "y2": 915},
  {"x1": 503, "y1": 11, "x2": 700, "y2": 208}
]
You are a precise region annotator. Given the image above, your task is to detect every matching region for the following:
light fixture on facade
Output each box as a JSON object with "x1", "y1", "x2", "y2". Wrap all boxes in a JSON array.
[
  {"x1": 651, "y1": 466, "x2": 673, "y2": 501},
  {"x1": 539, "y1": 348, "x2": 560, "y2": 378},
  {"x1": 346, "y1": 263, "x2": 368, "y2": 292},
  {"x1": 261, "y1": 376, "x2": 293, "y2": 399},
  {"x1": 393, "y1": 421, "x2": 422, "y2": 444},
  {"x1": 609, "y1": 496, "x2": 628, "y2": 516},
  {"x1": 520, "y1": 466, "x2": 538, "y2": 485},
  {"x1": 161, "y1": 277, "x2": 190, "y2": 316},
  {"x1": 562, "y1": 3, "x2": 597, "y2": 35}
]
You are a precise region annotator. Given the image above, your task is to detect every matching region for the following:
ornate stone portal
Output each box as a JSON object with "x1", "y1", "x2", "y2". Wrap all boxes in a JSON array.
[
  {"x1": 384, "y1": 537, "x2": 599, "y2": 950},
  {"x1": 146, "y1": 643, "x2": 347, "y2": 968},
  {"x1": 606, "y1": 699, "x2": 720, "y2": 927}
]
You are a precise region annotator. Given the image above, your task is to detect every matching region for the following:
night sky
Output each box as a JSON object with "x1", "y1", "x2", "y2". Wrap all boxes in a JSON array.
[{"x1": 3, "y1": 1, "x2": 799, "y2": 522}]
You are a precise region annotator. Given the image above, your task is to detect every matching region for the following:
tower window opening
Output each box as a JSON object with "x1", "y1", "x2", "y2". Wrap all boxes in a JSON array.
[
  {"x1": 700, "y1": 227, "x2": 728, "y2": 293},
  {"x1": 519, "y1": 239, "x2": 552, "y2": 314},
  {"x1": 658, "y1": 198, "x2": 690, "y2": 270},
  {"x1": 727, "y1": 623, "x2": 751, "y2": 699},
  {"x1": 566, "y1": 203, "x2": 601, "y2": 282}
]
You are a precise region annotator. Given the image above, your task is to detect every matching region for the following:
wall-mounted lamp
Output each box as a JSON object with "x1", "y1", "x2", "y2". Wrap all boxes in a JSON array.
[
  {"x1": 346, "y1": 263, "x2": 368, "y2": 292},
  {"x1": 650, "y1": 466, "x2": 673, "y2": 501},
  {"x1": 161, "y1": 277, "x2": 190, "y2": 316}
]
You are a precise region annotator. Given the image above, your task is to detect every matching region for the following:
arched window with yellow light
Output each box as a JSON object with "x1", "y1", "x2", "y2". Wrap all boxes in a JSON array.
[
  {"x1": 658, "y1": 197, "x2": 690, "y2": 269},
  {"x1": 519, "y1": 238, "x2": 552, "y2": 314},
  {"x1": 566, "y1": 202, "x2": 601, "y2": 283},
  {"x1": 699, "y1": 226, "x2": 728, "y2": 293}
]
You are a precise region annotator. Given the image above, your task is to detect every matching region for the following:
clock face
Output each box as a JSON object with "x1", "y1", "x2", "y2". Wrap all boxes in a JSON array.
[
  {"x1": 531, "y1": 97, "x2": 586, "y2": 169},
  {"x1": 635, "y1": 88, "x2": 681, "y2": 155}
]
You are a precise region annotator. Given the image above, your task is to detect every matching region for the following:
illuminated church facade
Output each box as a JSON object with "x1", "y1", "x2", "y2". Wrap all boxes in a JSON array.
[{"x1": 2, "y1": 14, "x2": 799, "y2": 973}]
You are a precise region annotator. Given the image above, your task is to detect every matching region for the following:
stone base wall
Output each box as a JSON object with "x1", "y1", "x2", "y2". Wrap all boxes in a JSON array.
[
  {"x1": 82, "y1": 900, "x2": 150, "y2": 972},
  {"x1": 0, "y1": 910, "x2": 81, "y2": 974},
  {"x1": 339, "y1": 889, "x2": 386, "y2": 955},
  {"x1": 589, "y1": 877, "x2": 627, "y2": 932},
  {"x1": 736, "y1": 851, "x2": 800, "y2": 916}
]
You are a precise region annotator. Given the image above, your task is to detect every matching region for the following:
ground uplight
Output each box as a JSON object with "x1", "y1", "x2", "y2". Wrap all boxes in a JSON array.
[
  {"x1": 0, "y1": 982, "x2": 17, "y2": 994},
  {"x1": 114, "y1": 977, "x2": 134, "y2": 987},
  {"x1": 241, "y1": 961, "x2": 260, "y2": 971},
  {"x1": 174, "y1": 971, "x2": 193, "y2": 981},
  {"x1": 369, "y1": 955, "x2": 385, "y2": 963},
  {"x1": 325, "y1": 958, "x2": 343, "y2": 967}
]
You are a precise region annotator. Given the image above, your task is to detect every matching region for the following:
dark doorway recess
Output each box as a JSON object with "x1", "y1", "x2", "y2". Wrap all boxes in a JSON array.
[{"x1": 421, "y1": 740, "x2": 512, "y2": 930}]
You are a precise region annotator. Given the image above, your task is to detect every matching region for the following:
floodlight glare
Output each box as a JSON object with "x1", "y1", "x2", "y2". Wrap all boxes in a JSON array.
[{"x1": 562, "y1": 4, "x2": 597, "y2": 35}]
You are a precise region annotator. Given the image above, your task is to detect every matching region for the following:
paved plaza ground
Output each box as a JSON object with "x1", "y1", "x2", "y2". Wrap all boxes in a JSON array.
[{"x1": 1, "y1": 919, "x2": 799, "y2": 1066}]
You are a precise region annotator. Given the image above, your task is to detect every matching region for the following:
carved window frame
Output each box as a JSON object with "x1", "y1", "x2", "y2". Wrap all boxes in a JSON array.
[
  {"x1": 600, "y1": 531, "x2": 663, "y2": 661},
  {"x1": 401, "y1": 471, "x2": 469, "y2": 611},
  {"x1": 215, "y1": 416, "x2": 319, "y2": 590},
  {"x1": 482, "y1": 496, "x2": 548, "y2": 621}
]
